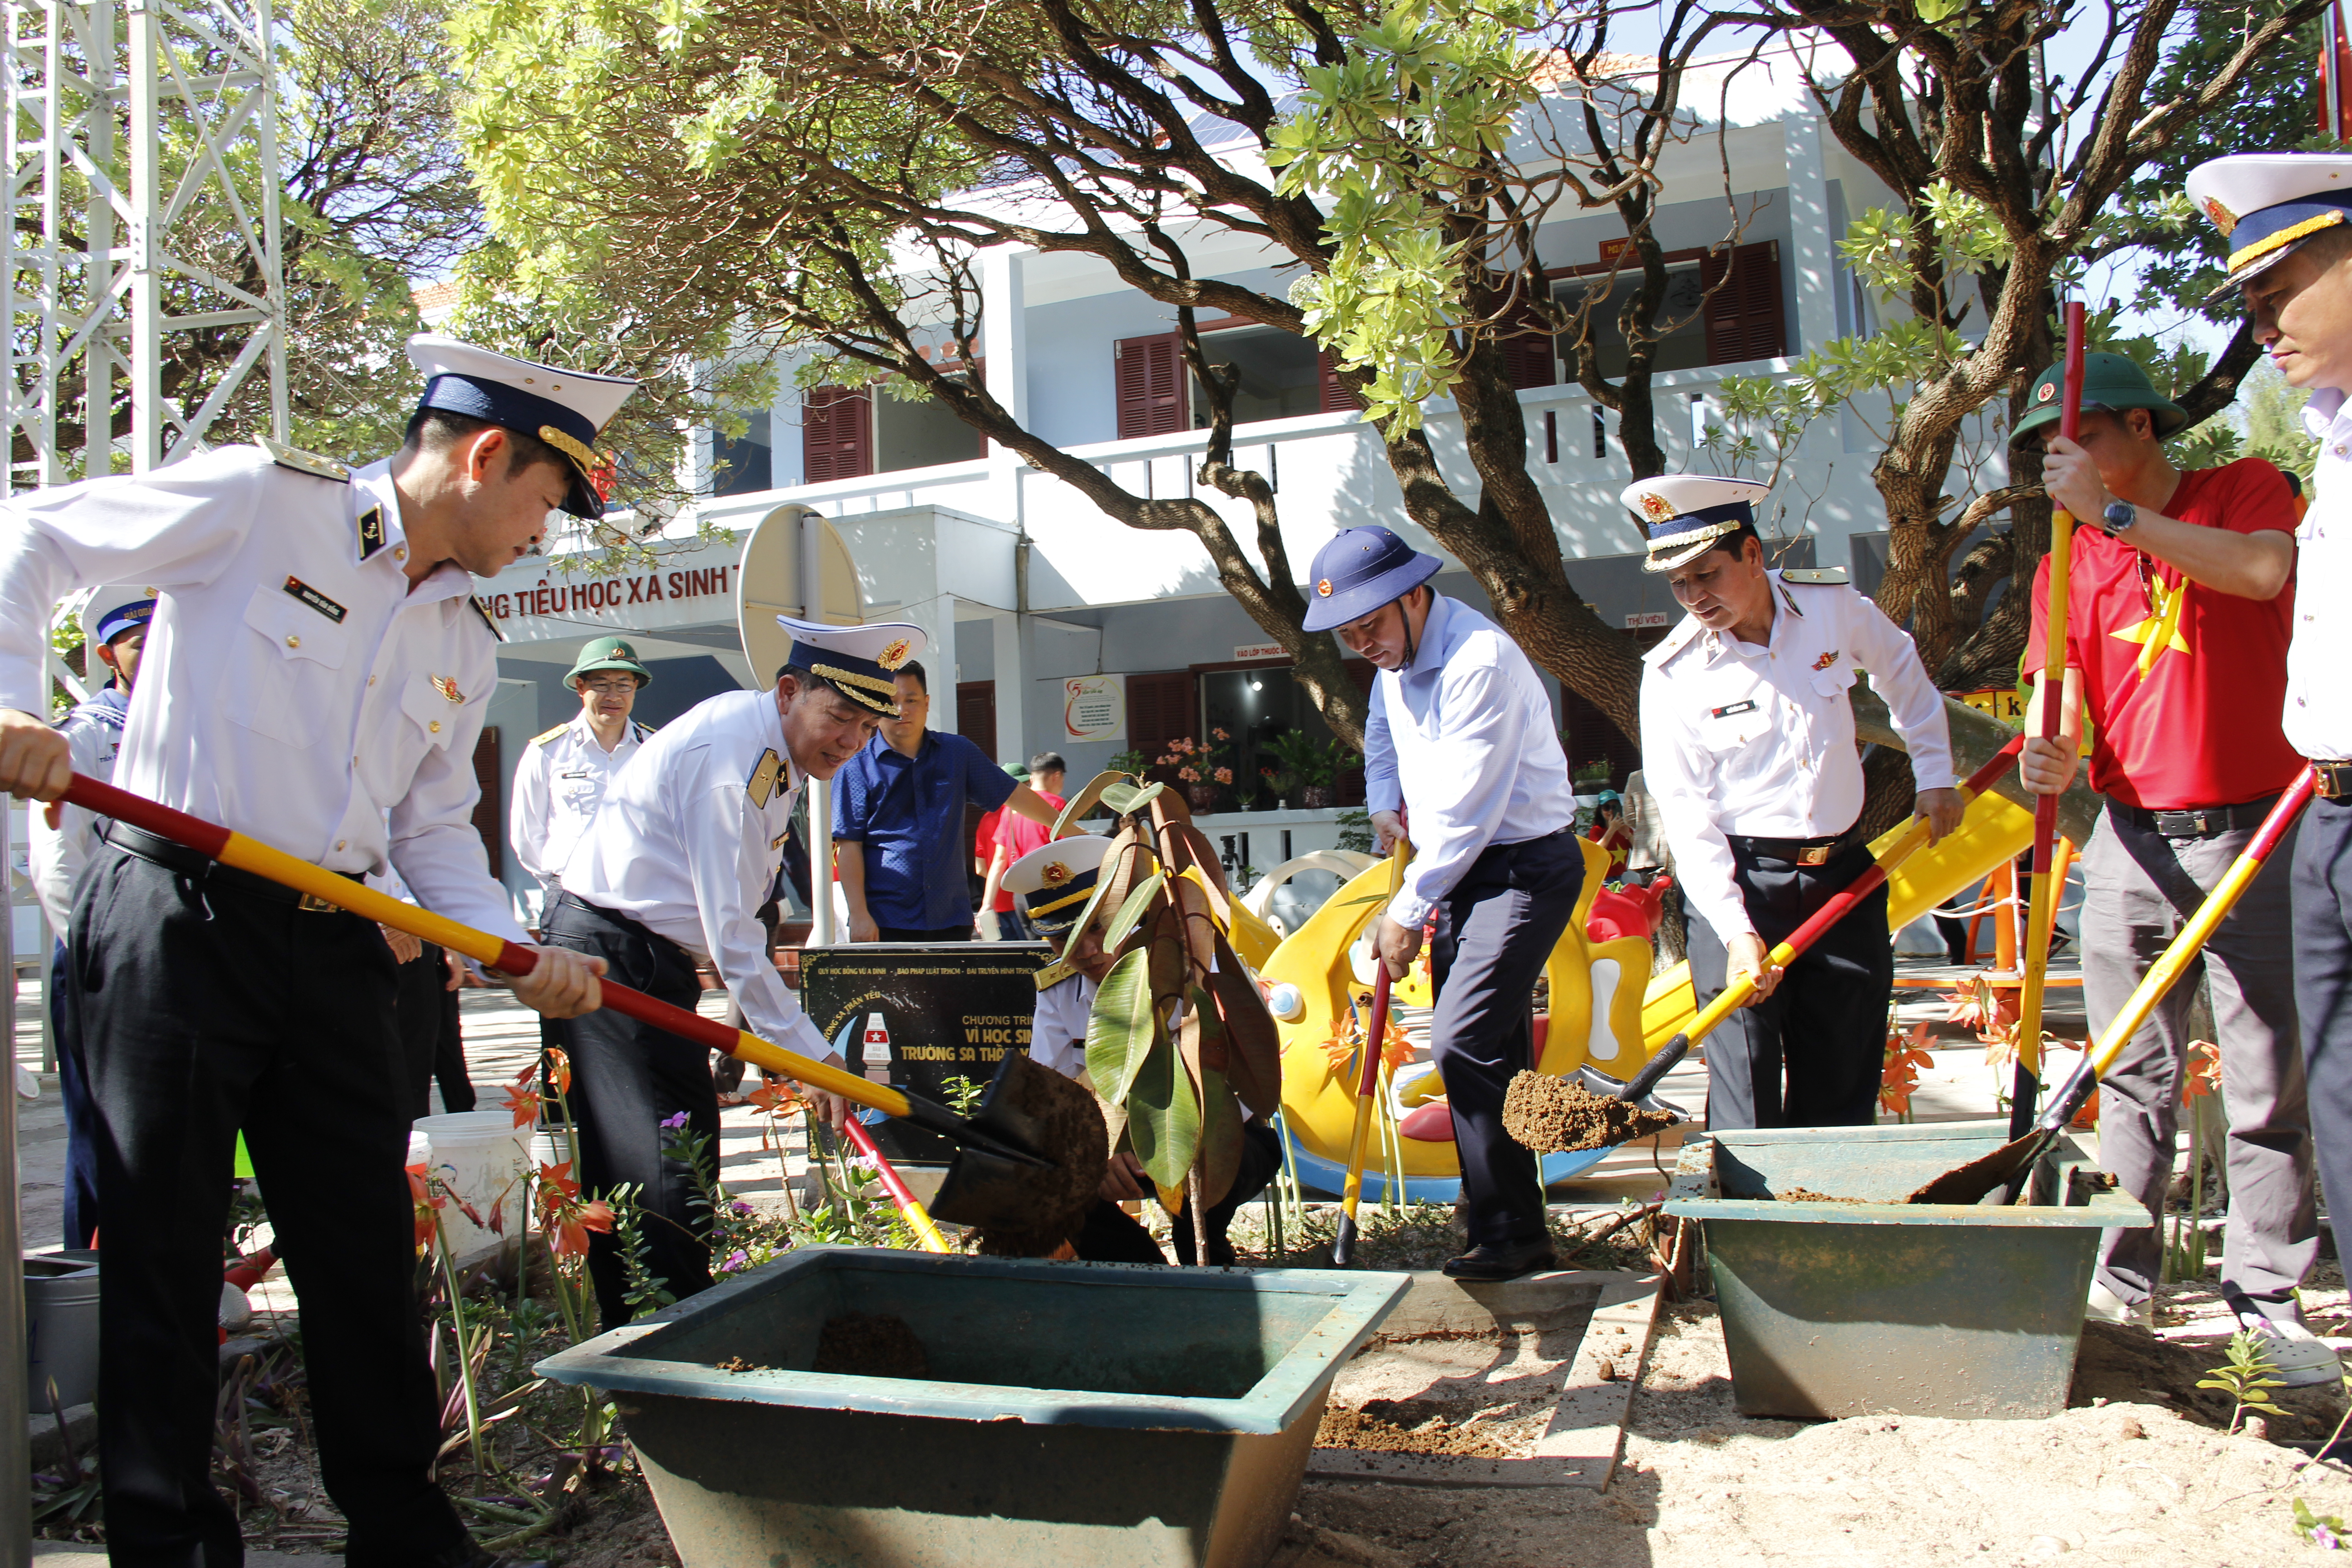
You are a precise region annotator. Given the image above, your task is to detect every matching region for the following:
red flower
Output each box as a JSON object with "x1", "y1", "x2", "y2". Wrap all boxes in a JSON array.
[
  {"x1": 410, "y1": 1166, "x2": 446, "y2": 1253},
  {"x1": 502, "y1": 1080, "x2": 541, "y2": 1130}
]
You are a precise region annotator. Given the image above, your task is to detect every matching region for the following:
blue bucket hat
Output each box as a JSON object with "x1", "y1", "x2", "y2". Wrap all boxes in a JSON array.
[{"x1": 1301, "y1": 527, "x2": 1444, "y2": 633}]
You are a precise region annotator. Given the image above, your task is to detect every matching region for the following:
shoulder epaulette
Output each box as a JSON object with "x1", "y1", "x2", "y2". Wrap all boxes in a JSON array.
[
  {"x1": 532, "y1": 724, "x2": 569, "y2": 747},
  {"x1": 1034, "y1": 958, "x2": 1078, "y2": 991},
  {"x1": 632, "y1": 720, "x2": 655, "y2": 741},
  {"x1": 468, "y1": 596, "x2": 504, "y2": 642},
  {"x1": 1781, "y1": 568, "x2": 1849, "y2": 586},
  {"x1": 1644, "y1": 614, "x2": 1702, "y2": 668},
  {"x1": 256, "y1": 436, "x2": 350, "y2": 483}
]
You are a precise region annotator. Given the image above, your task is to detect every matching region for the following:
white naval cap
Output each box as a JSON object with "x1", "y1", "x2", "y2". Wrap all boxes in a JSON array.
[
  {"x1": 83, "y1": 583, "x2": 158, "y2": 647},
  {"x1": 407, "y1": 334, "x2": 638, "y2": 520},
  {"x1": 777, "y1": 615, "x2": 929, "y2": 715},
  {"x1": 2186, "y1": 153, "x2": 2352, "y2": 297},
  {"x1": 1002, "y1": 833, "x2": 1112, "y2": 939},
  {"x1": 1621, "y1": 475, "x2": 1771, "y2": 573}
]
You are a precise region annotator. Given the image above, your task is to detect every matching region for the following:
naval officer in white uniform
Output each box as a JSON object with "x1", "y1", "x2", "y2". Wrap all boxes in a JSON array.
[
  {"x1": 1634, "y1": 475, "x2": 1962, "y2": 1131},
  {"x1": 547, "y1": 616, "x2": 921, "y2": 1328},
  {"x1": 510, "y1": 634, "x2": 656, "y2": 925},
  {"x1": 0, "y1": 334, "x2": 621, "y2": 1568}
]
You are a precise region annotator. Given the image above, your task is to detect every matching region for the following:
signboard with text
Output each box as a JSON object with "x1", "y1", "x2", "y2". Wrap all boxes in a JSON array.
[
  {"x1": 482, "y1": 538, "x2": 741, "y2": 644},
  {"x1": 1062, "y1": 673, "x2": 1127, "y2": 743},
  {"x1": 1234, "y1": 642, "x2": 1286, "y2": 662}
]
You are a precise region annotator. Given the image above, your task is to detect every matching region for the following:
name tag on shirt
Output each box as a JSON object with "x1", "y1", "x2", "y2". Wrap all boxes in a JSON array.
[
  {"x1": 283, "y1": 576, "x2": 346, "y2": 623},
  {"x1": 1710, "y1": 699, "x2": 1758, "y2": 719}
]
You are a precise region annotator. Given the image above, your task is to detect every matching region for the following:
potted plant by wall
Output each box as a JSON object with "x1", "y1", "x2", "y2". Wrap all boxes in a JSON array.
[
  {"x1": 1156, "y1": 730, "x2": 1235, "y2": 813},
  {"x1": 1265, "y1": 730, "x2": 1345, "y2": 808},
  {"x1": 1257, "y1": 764, "x2": 1296, "y2": 809}
]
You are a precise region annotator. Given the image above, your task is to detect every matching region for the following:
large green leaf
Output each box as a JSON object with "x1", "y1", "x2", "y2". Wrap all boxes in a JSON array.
[
  {"x1": 1195, "y1": 1066, "x2": 1245, "y2": 1211},
  {"x1": 1052, "y1": 770, "x2": 1125, "y2": 836},
  {"x1": 1100, "y1": 870, "x2": 1167, "y2": 957},
  {"x1": 1206, "y1": 929, "x2": 1285, "y2": 1118},
  {"x1": 1099, "y1": 779, "x2": 1166, "y2": 818},
  {"x1": 1127, "y1": 1033, "x2": 1201, "y2": 1191},
  {"x1": 1084, "y1": 948, "x2": 1160, "y2": 1107}
]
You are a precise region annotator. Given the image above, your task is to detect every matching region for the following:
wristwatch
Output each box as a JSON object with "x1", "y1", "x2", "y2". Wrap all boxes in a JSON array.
[{"x1": 2102, "y1": 498, "x2": 2136, "y2": 534}]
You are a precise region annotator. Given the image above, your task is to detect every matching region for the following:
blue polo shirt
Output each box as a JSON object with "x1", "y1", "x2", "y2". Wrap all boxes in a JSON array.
[{"x1": 832, "y1": 729, "x2": 1019, "y2": 931}]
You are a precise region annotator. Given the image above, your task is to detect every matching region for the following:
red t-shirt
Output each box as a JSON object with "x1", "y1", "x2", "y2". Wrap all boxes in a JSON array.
[
  {"x1": 2023, "y1": 458, "x2": 2301, "y2": 810},
  {"x1": 995, "y1": 790, "x2": 1068, "y2": 896},
  {"x1": 975, "y1": 806, "x2": 1012, "y2": 911}
]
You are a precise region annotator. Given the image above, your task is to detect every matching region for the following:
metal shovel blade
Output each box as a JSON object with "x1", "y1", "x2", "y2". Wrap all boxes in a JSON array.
[
  {"x1": 1902, "y1": 1130, "x2": 2052, "y2": 1206},
  {"x1": 928, "y1": 1052, "x2": 1109, "y2": 1238}
]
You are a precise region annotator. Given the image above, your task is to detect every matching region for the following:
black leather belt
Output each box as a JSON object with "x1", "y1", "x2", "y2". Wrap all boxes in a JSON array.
[
  {"x1": 2112, "y1": 793, "x2": 2281, "y2": 839},
  {"x1": 2314, "y1": 762, "x2": 2352, "y2": 802},
  {"x1": 103, "y1": 822, "x2": 362, "y2": 912},
  {"x1": 1725, "y1": 832, "x2": 1848, "y2": 867}
]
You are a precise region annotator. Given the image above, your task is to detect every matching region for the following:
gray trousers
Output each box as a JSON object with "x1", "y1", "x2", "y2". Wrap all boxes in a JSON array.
[{"x1": 2082, "y1": 806, "x2": 2315, "y2": 1318}]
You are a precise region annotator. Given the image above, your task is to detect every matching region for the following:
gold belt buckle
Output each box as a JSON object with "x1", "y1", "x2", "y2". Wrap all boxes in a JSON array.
[
  {"x1": 2317, "y1": 762, "x2": 2352, "y2": 802},
  {"x1": 298, "y1": 891, "x2": 342, "y2": 913},
  {"x1": 1797, "y1": 845, "x2": 1832, "y2": 866}
]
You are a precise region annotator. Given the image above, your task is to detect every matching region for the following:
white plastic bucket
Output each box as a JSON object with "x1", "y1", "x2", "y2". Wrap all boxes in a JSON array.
[
  {"x1": 24, "y1": 1250, "x2": 99, "y2": 1413},
  {"x1": 412, "y1": 1111, "x2": 529, "y2": 1257}
]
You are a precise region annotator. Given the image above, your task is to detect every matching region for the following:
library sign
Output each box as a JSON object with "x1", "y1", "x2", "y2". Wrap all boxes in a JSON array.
[{"x1": 483, "y1": 539, "x2": 740, "y2": 645}]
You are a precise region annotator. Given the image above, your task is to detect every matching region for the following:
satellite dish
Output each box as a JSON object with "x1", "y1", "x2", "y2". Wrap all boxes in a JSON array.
[{"x1": 737, "y1": 505, "x2": 864, "y2": 684}]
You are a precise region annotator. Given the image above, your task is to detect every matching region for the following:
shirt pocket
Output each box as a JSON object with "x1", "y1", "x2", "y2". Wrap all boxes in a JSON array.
[
  {"x1": 399, "y1": 675, "x2": 462, "y2": 762},
  {"x1": 223, "y1": 585, "x2": 348, "y2": 748},
  {"x1": 1696, "y1": 684, "x2": 1772, "y2": 759},
  {"x1": 1810, "y1": 660, "x2": 1857, "y2": 701}
]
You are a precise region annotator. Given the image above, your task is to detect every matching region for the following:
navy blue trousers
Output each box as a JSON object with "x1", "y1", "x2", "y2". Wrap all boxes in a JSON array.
[
  {"x1": 2293, "y1": 796, "x2": 2352, "y2": 1271},
  {"x1": 48, "y1": 936, "x2": 101, "y2": 1249},
  {"x1": 1430, "y1": 829, "x2": 1584, "y2": 1248}
]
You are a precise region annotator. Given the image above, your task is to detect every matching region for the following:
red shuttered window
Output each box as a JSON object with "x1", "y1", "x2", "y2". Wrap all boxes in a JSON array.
[
  {"x1": 1114, "y1": 333, "x2": 1192, "y2": 439},
  {"x1": 1700, "y1": 241, "x2": 1786, "y2": 366},
  {"x1": 802, "y1": 385, "x2": 872, "y2": 482}
]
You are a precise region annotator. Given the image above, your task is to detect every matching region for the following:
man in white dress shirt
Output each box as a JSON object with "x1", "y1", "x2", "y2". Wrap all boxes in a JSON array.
[
  {"x1": 1307, "y1": 525, "x2": 1581, "y2": 1282},
  {"x1": 1635, "y1": 475, "x2": 1963, "y2": 1131},
  {"x1": 28, "y1": 584, "x2": 151, "y2": 1250},
  {"x1": 2189, "y1": 151, "x2": 2352, "y2": 1279},
  {"x1": 547, "y1": 616, "x2": 916, "y2": 1328},
  {"x1": 0, "y1": 335, "x2": 617, "y2": 1568},
  {"x1": 511, "y1": 634, "x2": 656, "y2": 924}
]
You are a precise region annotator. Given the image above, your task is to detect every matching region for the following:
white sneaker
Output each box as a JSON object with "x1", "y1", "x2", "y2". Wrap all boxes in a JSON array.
[
  {"x1": 13, "y1": 1064, "x2": 35, "y2": 1100},
  {"x1": 2086, "y1": 1279, "x2": 2152, "y2": 1328},
  {"x1": 2238, "y1": 1313, "x2": 2345, "y2": 1388}
]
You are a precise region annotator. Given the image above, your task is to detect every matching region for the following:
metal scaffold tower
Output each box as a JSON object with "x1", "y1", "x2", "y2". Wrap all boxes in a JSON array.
[{"x1": 0, "y1": 0, "x2": 288, "y2": 495}]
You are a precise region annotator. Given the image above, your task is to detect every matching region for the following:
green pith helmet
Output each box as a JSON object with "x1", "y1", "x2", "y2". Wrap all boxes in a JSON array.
[
  {"x1": 2010, "y1": 352, "x2": 2190, "y2": 444},
  {"x1": 568, "y1": 635, "x2": 652, "y2": 686}
]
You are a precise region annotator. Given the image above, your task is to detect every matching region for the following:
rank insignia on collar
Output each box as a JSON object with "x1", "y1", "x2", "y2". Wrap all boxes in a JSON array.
[
  {"x1": 1811, "y1": 650, "x2": 1839, "y2": 671},
  {"x1": 431, "y1": 674, "x2": 465, "y2": 704},
  {"x1": 746, "y1": 748, "x2": 785, "y2": 809},
  {"x1": 356, "y1": 505, "x2": 387, "y2": 560}
]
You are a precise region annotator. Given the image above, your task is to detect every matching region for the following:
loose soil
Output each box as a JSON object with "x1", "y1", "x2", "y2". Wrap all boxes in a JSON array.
[
  {"x1": 1767, "y1": 1186, "x2": 1868, "y2": 1204},
  {"x1": 1318, "y1": 1398, "x2": 1515, "y2": 1458},
  {"x1": 967, "y1": 1058, "x2": 1110, "y2": 1257},
  {"x1": 811, "y1": 1312, "x2": 930, "y2": 1379},
  {"x1": 1501, "y1": 1071, "x2": 1678, "y2": 1154}
]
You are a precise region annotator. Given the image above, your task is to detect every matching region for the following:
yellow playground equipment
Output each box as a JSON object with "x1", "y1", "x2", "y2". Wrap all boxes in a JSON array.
[{"x1": 1259, "y1": 779, "x2": 2049, "y2": 1200}]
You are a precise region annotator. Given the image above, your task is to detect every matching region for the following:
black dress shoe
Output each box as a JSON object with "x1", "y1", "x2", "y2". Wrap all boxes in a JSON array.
[{"x1": 1441, "y1": 1240, "x2": 1556, "y2": 1281}]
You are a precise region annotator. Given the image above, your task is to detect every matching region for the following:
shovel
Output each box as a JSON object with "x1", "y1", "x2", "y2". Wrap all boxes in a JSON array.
[
  {"x1": 836, "y1": 1114, "x2": 953, "y2": 1253},
  {"x1": 1907, "y1": 769, "x2": 2314, "y2": 1206},
  {"x1": 1616, "y1": 735, "x2": 2028, "y2": 1105},
  {"x1": 2012, "y1": 300, "x2": 2091, "y2": 1137},
  {"x1": 59, "y1": 772, "x2": 1103, "y2": 1236},
  {"x1": 1332, "y1": 838, "x2": 1410, "y2": 1268}
]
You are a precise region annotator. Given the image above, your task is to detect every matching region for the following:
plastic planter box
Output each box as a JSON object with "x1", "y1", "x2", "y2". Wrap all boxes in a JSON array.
[
  {"x1": 538, "y1": 1247, "x2": 1411, "y2": 1568},
  {"x1": 1664, "y1": 1121, "x2": 2148, "y2": 1420}
]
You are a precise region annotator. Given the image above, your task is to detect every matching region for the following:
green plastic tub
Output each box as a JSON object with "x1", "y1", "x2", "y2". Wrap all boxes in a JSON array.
[
  {"x1": 1664, "y1": 1121, "x2": 2149, "y2": 1420},
  {"x1": 537, "y1": 1248, "x2": 1411, "y2": 1568}
]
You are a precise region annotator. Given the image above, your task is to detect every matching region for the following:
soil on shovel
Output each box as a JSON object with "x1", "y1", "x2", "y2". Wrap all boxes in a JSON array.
[
  {"x1": 1318, "y1": 1397, "x2": 1516, "y2": 1458},
  {"x1": 812, "y1": 1312, "x2": 931, "y2": 1379},
  {"x1": 1502, "y1": 1071, "x2": 1677, "y2": 1154},
  {"x1": 968, "y1": 1062, "x2": 1110, "y2": 1258}
]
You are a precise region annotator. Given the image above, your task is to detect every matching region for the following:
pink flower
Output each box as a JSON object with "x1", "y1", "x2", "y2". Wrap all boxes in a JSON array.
[
  {"x1": 1213, "y1": 767, "x2": 1233, "y2": 784},
  {"x1": 1179, "y1": 765, "x2": 1201, "y2": 782},
  {"x1": 1211, "y1": 727, "x2": 1230, "y2": 741}
]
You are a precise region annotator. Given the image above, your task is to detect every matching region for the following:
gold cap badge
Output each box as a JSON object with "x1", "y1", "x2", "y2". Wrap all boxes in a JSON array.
[
  {"x1": 430, "y1": 675, "x2": 465, "y2": 704},
  {"x1": 1315, "y1": 578, "x2": 1333, "y2": 597},
  {"x1": 1638, "y1": 492, "x2": 1674, "y2": 522},
  {"x1": 879, "y1": 637, "x2": 911, "y2": 671},
  {"x1": 2203, "y1": 197, "x2": 2237, "y2": 237},
  {"x1": 1042, "y1": 861, "x2": 1071, "y2": 884}
]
